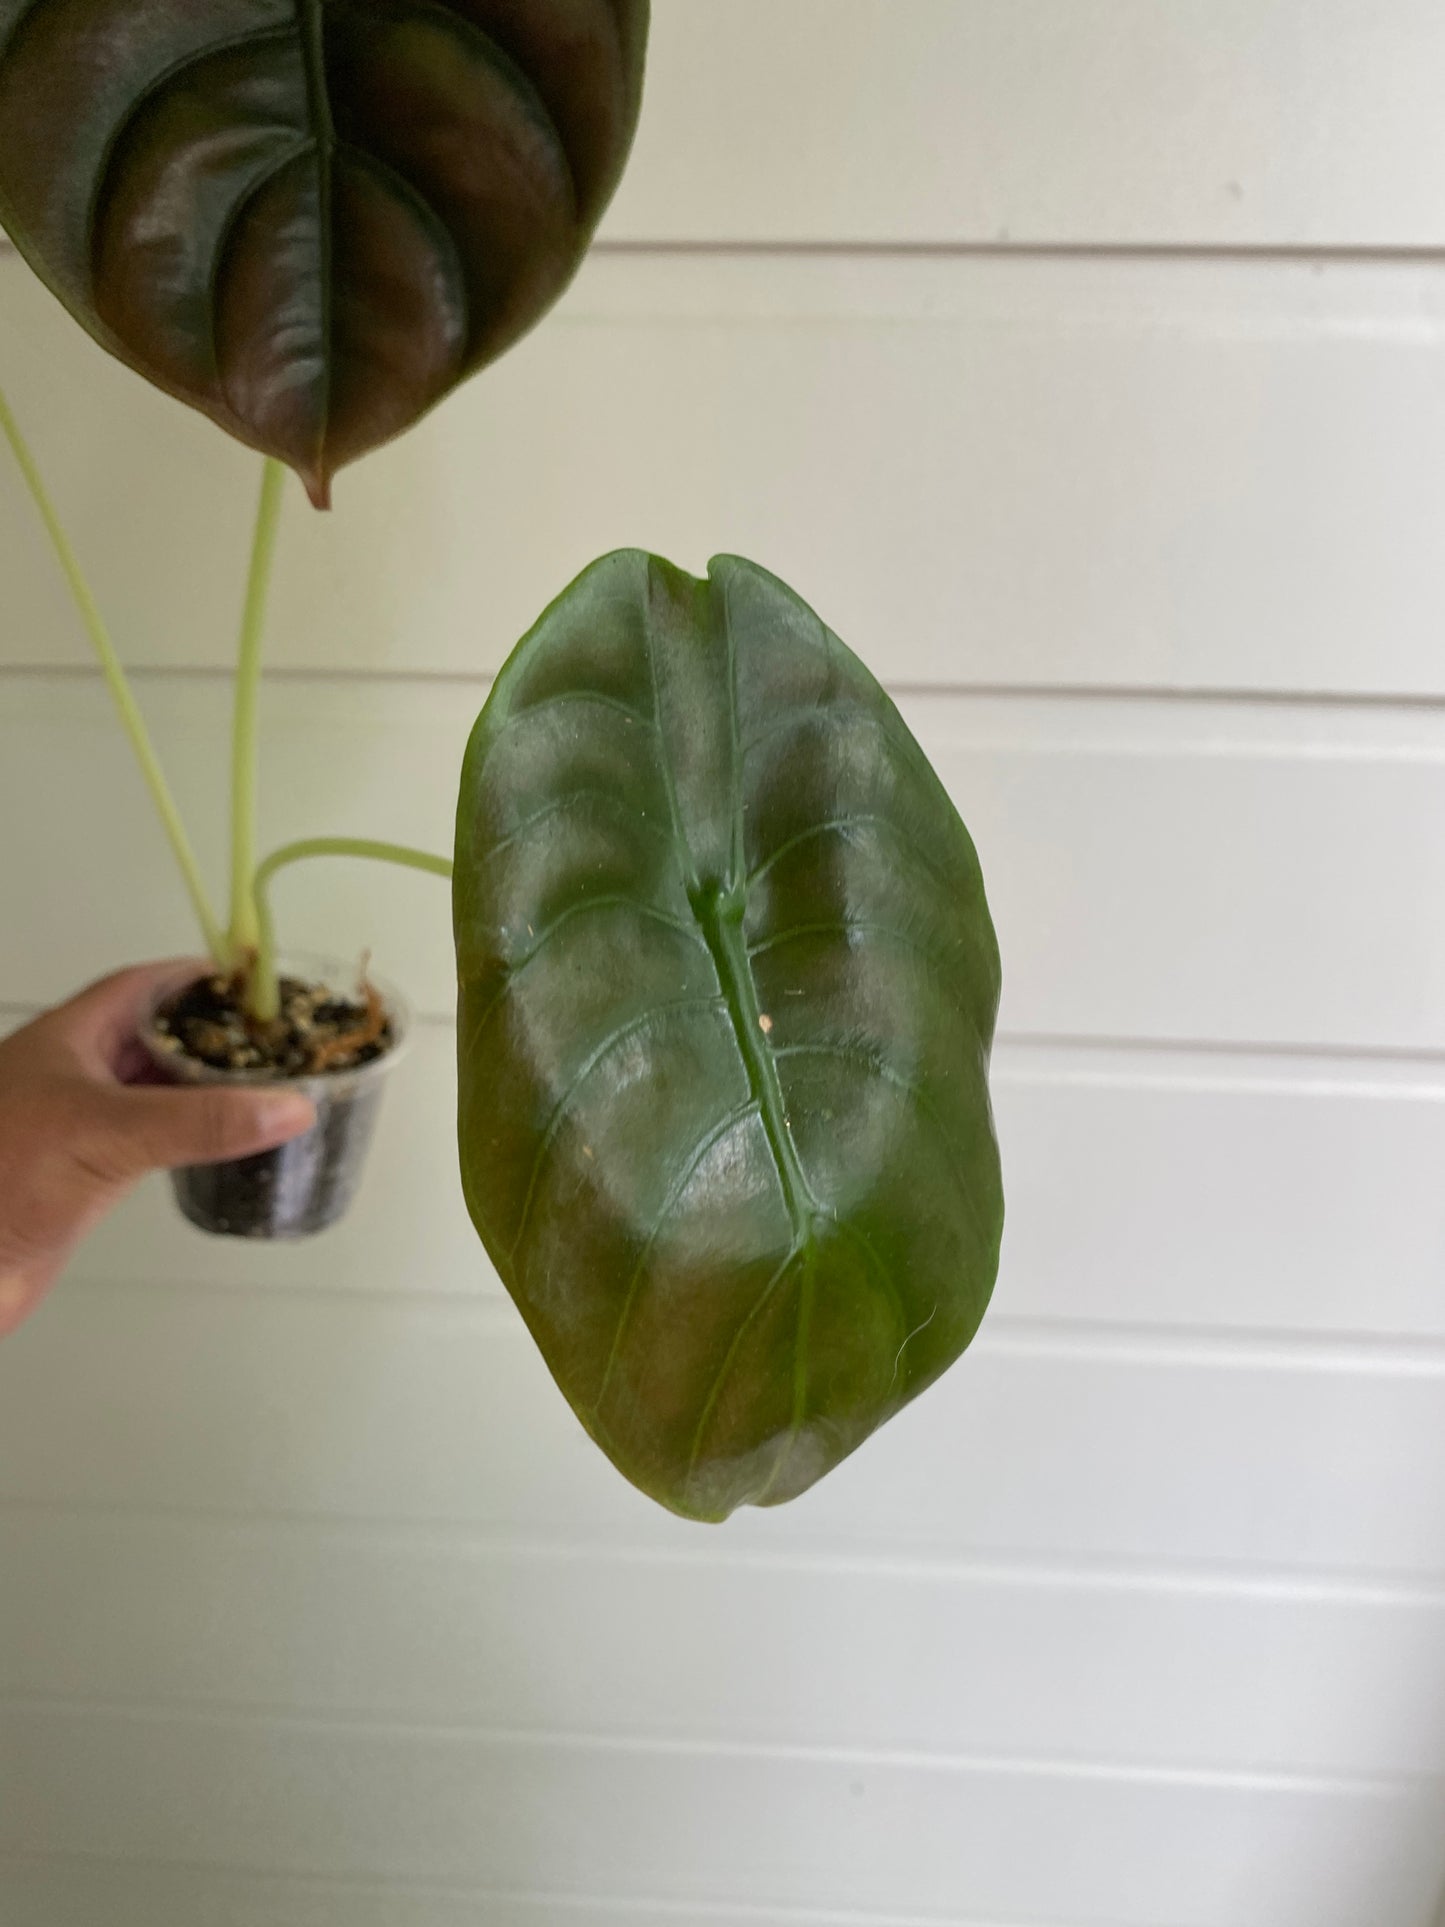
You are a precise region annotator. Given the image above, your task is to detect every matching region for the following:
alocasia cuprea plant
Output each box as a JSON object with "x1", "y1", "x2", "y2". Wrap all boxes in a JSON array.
[
  {"x1": 0, "y1": 1, "x2": 1005, "y2": 1517},
  {"x1": 0, "y1": 0, "x2": 649, "y2": 505},
  {"x1": 458, "y1": 550, "x2": 1002, "y2": 1517},
  {"x1": 0, "y1": 0, "x2": 652, "y2": 1011}
]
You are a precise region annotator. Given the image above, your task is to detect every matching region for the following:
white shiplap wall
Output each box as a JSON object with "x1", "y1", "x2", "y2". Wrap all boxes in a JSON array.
[{"x1": 4, "y1": 6, "x2": 1445, "y2": 1923}]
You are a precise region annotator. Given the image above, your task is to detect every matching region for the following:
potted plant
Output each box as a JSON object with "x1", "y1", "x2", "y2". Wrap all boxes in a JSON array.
[{"x1": 0, "y1": 1, "x2": 1005, "y2": 1520}]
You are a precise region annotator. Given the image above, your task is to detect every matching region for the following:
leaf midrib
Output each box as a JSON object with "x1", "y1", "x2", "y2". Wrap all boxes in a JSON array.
[
  {"x1": 295, "y1": 0, "x2": 333, "y2": 473},
  {"x1": 641, "y1": 574, "x2": 820, "y2": 1249},
  {"x1": 696, "y1": 891, "x2": 817, "y2": 1238}
]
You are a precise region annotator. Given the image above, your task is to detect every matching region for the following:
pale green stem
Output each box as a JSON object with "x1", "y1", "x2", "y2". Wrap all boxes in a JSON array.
[
  {"x1": 227, "y1": 457, "x2": 287, "y2": 957},
  {"x1": 0, "y1": 382, "x2": 227, "y2": 963},
  {"x1": 249, "y1": 837, "x2": 453, "y2": 1023}
]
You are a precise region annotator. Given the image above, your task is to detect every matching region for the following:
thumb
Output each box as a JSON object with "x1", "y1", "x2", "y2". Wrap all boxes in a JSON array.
[{"x1": 98, "y1": 1084, "x2": 316, "y2": 1178}]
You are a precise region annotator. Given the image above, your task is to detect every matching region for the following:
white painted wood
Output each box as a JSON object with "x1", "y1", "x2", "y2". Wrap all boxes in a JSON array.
[
  {"x1": 7, "y1": 251, "x2": 1445, "y2": 695},
  {"x1": 6, "y1": 676, "x2": 1445, "y2": 1053},
  {"x1": 3, "y1": 1705, "x2": 1442, "y2": 1927},
  {"x1": 604, "y1": 2, "x2": 1445, "y2": 248},
  {"x1": 46, "y1": 1022, "x2": 1445, "y2": 1343},
  {"x1": 0, "y1": 1862, "x2": 1095, "y2": 1927},
  {"x1": 3, "y1": 1288, "x2": 1444, "y2": 1576},
  {"x1": 5, "y1": 1511, "x2": 1445, "y2": 1779}
]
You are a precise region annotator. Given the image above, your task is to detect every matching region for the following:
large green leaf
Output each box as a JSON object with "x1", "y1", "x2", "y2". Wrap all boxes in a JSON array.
[
  {"x1": 0, "y1": 0, "x2": 648, "y2": 503},
  {"x1": 454, "y1": 552, "x2": 1004, "y2": 1521}
]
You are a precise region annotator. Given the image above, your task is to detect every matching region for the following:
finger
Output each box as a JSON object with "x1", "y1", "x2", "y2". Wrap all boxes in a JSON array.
[
  {"x1": 0, "y1": 1271, "x2": 48, "y2": 1340},
  {"x1": 91, "y1": 1084, "x2": 315, "y2": 1180},
  {"x1": 113, "y1": 1037, "x2": 158, "y2": 1087},
  {"x1": 46, "y1": 959, "x2": 213, "y2": 1076}
]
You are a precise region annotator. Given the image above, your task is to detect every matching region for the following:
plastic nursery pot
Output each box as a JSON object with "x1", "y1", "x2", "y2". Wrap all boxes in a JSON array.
[{"x1": 138, "y1": 955, "x2": 409, "y2": 1241}]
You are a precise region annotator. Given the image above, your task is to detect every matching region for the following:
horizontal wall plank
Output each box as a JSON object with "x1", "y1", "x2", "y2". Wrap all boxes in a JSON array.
[
  {"x1": 3, "y1": 1706, "x2": 1442, "y2": 1927},
  {"x1": 4, "y1": 1512, "x2": 1444, "y2": 1778},
  {"x1": 5, "y1": 677, "x2": 1445, "y2": 1054},
  {"x1": 3, "y1": 1291, "x2": 1445, "y2": 1575},
  {"x1": 53, "y1": 1024, "x2": 1445, "y2": 1343},
  {"x1": 3, "y1": 8, "x2": 1441, "y2": 255},
  {"x1": 603, "y1": 2, "x2": 1445, "y2": 248},
  {"x1": 0, "y1": 1861, "x2": 1075, "y2": 1927},
  {"x1": 5, "y1": 252, "x2": 1445, "y2": 695}
]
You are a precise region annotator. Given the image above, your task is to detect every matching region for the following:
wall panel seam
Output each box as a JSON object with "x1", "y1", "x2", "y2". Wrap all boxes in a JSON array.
[
  {"x1": 0, "y1": 1849, "x2": 1143, "y2": 1927},
  {"x1": 3, "y1": 1695, "x2": 1436, "y2": 1796},
  {"x1": 4, "y1": 1499, "x2": 1439, "y2": 1602}
]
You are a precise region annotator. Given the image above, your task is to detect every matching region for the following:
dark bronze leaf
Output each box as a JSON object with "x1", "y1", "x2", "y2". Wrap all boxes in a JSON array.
[
  {"x1": 454, "y1": 553, "x2": 1005, "y2": 1521},
  {"x1": 0, "y1": 1, "x2": 649, "y2": 502}
]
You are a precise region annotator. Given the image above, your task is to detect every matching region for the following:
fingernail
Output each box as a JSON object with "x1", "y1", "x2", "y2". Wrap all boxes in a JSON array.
[{"x1": 255, "y1": 1095, "x2": 316, "y2": 1141}]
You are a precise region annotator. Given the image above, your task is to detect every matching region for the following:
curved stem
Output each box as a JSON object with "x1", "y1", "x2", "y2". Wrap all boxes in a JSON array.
[
  {"x1": 0, "y1": 382, "x2": 227, "y2": 963},
  {"x1": 227, "y1": 458, "x2": 287, "y2": 957},
  {"x1": 249, "y1": 836, "x2": 453, "y2": 1022}
]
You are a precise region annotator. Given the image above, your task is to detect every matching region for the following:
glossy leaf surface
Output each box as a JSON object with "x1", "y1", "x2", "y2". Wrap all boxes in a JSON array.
[
  {"x1": 0, "y1": 0, "x2": 648, "y2": 503},
  {"x1": 455, "y1": 553, "x2": 1004, "y2": 1521}
]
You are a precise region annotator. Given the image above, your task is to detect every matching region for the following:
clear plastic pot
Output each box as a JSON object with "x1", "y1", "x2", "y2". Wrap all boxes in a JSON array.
[{"x1": 137, "y1": 956, "x2": 409, "y2": 1240}]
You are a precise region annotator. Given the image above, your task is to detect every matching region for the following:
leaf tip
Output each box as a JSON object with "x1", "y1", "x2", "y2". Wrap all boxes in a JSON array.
[{"x1": 302, "y1": 465, "x2": 332, "y2": 512}]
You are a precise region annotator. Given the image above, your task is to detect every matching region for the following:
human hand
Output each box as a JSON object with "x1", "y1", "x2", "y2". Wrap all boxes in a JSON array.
[{"x1": 0, "y1": 961, "x2": 315, "y2": 1337}]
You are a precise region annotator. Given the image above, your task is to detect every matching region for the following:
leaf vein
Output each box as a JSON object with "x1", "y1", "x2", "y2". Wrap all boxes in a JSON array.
[
  {"x1": 480, "y1": 786, "x2": 669, "y2": 862},
  {"x1": 771, "y1": 1039, "x2": 993, "y2": 1251},
  {"x1": 87, "y1": 22, "x2": 301, "y2": 289},
  {"x1": 748, "y1": 917, "x2": 963, "y2": 983},
  {"x1": 335, "y1": 138, "x2": 469, "y2": 334},
  {"x1": 591, "y1": 1098, "x2": 763, "y2": 1417},
  {"x1": 508, "y1": 993, "x2": 727, "y2": 1262},
  {"x1": 831, "y1": 1215, "x2": 910, "y2": 1360},
  {"x1": 459, "y1": 894, "x2": 709, "y2": 1066},
  {"x1": 401, "y1": 0, "x2": 579, "y2": 222},
  {"x1": 205, "y1": 137, "x2": 315, "y2": 381},
  {"x1": 516, "y1": 893, "x2": 707, "y2": 968},
  {"x1": 684, "y1": 1249, "x2": 799, "y2": 1501},
  {"x1": 754, "y1": 1244, "x2": 816, "y2": 1507},
  {"x1": 748, "y1": 812, "x2": 961, "y2": 897},
  {"x1": 739, "y1": 702, "x2": 919, "y2": 768},
  {"x1": 494, "y1": 688, "x2": 656, "y2": 740}
]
